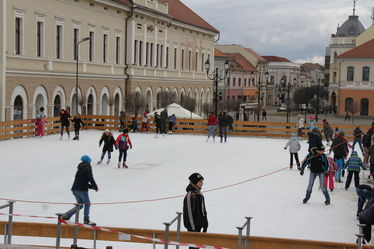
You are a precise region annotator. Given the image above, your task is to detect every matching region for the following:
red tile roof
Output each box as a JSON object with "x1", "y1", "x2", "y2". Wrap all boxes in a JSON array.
[
  {"x1": 244, "y1": 48, "x2": 266, "y2": 62},
  {"x1": 226, "y1": 53, "x2": 257, "y2": 72},
  {"x1": 215, "y1": 49, "x2": 227, "y2": 57},
  {"x1": 158, "y1": 0, "x2": 218, "y2": 33},
  {"x1": 301, "y1": 63, "x2": 324, "y2": 71},
  {"x1": 262, "y1": 56, "x2": 291, "y2": 62},
  {"x1": 337, "y1": 38, "x2": 374, "y2": 58}
]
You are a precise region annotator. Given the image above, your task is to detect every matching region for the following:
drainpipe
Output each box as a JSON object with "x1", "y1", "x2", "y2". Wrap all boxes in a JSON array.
[{"x1": 124, "y1": 0, "x2": 135, "y2": 115}]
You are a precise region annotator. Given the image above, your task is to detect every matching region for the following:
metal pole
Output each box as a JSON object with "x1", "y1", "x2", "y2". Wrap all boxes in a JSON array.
[
  {"x1": 93, "y1": 229, "x2": 97, "y2": 249},
  {"x1": 152, "y1": 232, "x2": 156, "y2": 249},
  {"x1": 164, "y1": 222, "x2": 171, "y2": 249},
  {"x1": 56, "y1": 214, "x2": 63, "y2": 249},
  {"x1": 244, "y1": 217, "x2": 252, "y2": 249},
  {"x1": 75, "y1": 42, "x2": 79, "y2": 115},
  {"x1": 257, "y1": 74, "x2": 260, "y2": 122},
  {"x1": 176, "y1": 212, "x2": 182, "y2": 249},
  {"x1": 356, "y1": 224, "x2": 365, "y2": 249},
  {"x1": 316, "y1": 79, "x2": 320, "y2": 122},
  {"x1": 236, "y1": 227, "x2": 243, "y2": 249},
  {"x1": 286, "y1": 82, "x2": 290, "y2": 123},
  {"x1": 7, "y1": 200, "x2": 14, "y2": 244},
  {"x1": 73, "y1": 204, "x2": 80, "y2": 247},
  {"x1": 3, "y1": 224, "x2": 7, "y2": 244},
  {"x1": 215, "y1": 68, "x2": 218, "y2": 116}
]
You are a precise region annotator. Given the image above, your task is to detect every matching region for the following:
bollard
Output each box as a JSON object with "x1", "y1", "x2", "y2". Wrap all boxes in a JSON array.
[
  {"x1": 356, "y1": 223, "x2": 365, "y2": 249},
  {"x1": 152, "y1": 233, "x2": 156, "y2": 249},
  {"x1": 72, "y1": 204, "x2": 80, "y2": 247},
  {"x1": 236, "y1": 227, "x2": 244, "y2": 249},
  {"x1": 175, "y1": 212, "x2": 182, "y2": 249},
  {"x1": 7, "y1": 200, "x2": 14, "y2": 244},
  {"x1": 93, "y1": 229, "x2": 97, "y2": 249},
  {"x1": 164, "y1": 222, "x2": 171, "y2": 249},
  {"x1": 244, "y1": 217, "x2": 252, "y2": 249},
  {"x1": 55, "y1": 213, "x2": 63, "y2": 249}
]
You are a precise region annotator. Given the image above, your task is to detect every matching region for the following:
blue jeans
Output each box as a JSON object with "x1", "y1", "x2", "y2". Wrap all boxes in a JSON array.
[
  {"x1": 220, "y1": 127, "x2": 228, "y2": 142},
  {"x1": 305, "y1": 172, "x2": 330, "y2": 201},
  {"x1": 101, "y1": 151, "x2": 111, "y2": 160},
  {"x1": 207, "y1": 125, "x2": 216, "y2": 138},
  {"x1": 357, "y1": 188, "x2": 372, "y2": 215},
  {"x1": 119, "y1": 149, "x2": 127, "y2": 163},
  {"x1": 334, "y1": 158, "x2": 344, "y2": 181},
  {"x1": 65, "y1": 190, "x2": 91, "y2": 221}
]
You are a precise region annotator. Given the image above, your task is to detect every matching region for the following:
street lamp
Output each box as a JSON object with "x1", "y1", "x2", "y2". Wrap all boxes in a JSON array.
[
  {"x1": 315, "y1": 77, "x2": 321, "y2": 122},
  {"x1": 75, "y1": 37, "x2": 90, "y2": 114},
  {"x1": 279, "y1": 75, "x2": 296, "y2": 123},
  {"x1": 254, "y1": 70, "x2": 269, "y2": 121},
  {"x1": 205, "y1": 58, "x2": 229, "y2": 116}
]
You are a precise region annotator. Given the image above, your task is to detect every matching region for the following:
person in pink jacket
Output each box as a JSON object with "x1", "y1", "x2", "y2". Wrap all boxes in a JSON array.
[
  {"x1": 324, "y1": 154, "x2": 338, "y2": 192},
  {"x1": 31, "y1": 114, "x2": 48, "y2": 137}
]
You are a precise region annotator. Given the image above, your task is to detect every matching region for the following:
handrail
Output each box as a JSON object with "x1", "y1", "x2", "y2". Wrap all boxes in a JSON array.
[
  {"x1": 0, "y1": 200, "x2": 15, "y2": 244},
  {"x1": 163, "y1": 212, "x2": 183, "y2": 249},
  {"x1": 236, "y1": 217, "x2": 252, "y2": 249}
]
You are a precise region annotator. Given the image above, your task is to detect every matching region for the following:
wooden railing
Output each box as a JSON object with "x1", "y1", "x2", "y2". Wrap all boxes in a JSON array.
[
  {"x1": 0, "y1": 221, "x2": 363, "y2": 249},
  {"x1": 0, "y1": 115, "x2": 371, "y2": 141}
]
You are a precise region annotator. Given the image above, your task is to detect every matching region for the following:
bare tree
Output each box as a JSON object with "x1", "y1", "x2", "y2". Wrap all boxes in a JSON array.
[
  {"x1": 125, "y1": 93, "x2": 146, "y2": 117},
  {"x1": 181, "y1": 96, "x2": 196, "y2": 114},
  {"x1": 202, "y1": 102, "x2": 213, "y2": 118},
  {"x1": 157, "y1": 90, "x2": 177, "y2": 108}
]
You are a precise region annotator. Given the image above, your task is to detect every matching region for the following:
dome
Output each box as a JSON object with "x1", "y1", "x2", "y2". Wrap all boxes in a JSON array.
[{"x1": 336, "y1": 15, "x2": 365, "y2": 37}]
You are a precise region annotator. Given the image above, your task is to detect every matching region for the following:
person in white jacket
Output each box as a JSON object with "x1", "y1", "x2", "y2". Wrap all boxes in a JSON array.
[
  {"x1": 284, "y1": 133, "x2": 302, "y2": 170},
  {"x1": 297, "y1": 114, "x2": 305, "y2": 138}
]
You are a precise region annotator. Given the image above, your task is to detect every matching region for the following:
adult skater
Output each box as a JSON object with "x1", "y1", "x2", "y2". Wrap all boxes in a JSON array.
[
  {"x1": 218, "y1": 112, "x2": 230, "y2": 143},
  {"x1": 307, "y1": 128, "x2": 323, "y2": 152},
  {"x1": 331, "y1": 131, "x2": 348, "y2": 183},
  {"x1": 141, "y1": 112, "x2": 148, "y2": 132},
  {"x1": 62, "y1": 155, "x2": 98, "y2": 225},
  {"x1": 300, "y1": 146, "x2": 331, "y2": 205},
  {"x1": 297, "y1": 114, "x2": 304, "y2": 138},
  {"x1": 98, "y1": 129, "x2": 115, "y2": 165},
  {"x1": 115, "y1": 128, "x2": 133, "y2": 168},
  {"x1": 154, "y1": 112, "x2": 161, "y2": 137},
  {"x1": 72, "y1": 113, "x2": 85, "y2": 140},
  {"x1": 183, "y1": 173, "x2": 208, "y2": 249},
  {"x1": 160, "y1": 108, "x2": 168, "y2": 134},
  {"x1": 321, "y1": 119, "x2": 333, "y2": 145},
  {"x1": 168, "y1": 114, "x2": 177, "y2": 134},
  {"x1": 206, "y1": 112, "x2": 217, "y2": 142},
  {"x1": 59, "y1": 109, "x2": 71, "y2": 140},
  {"x1": 352, "y1": 126, "x2": 364, "y2": 153},
  {"x1": 284, "y1": 133, "x2": 301, "y2": 170}
]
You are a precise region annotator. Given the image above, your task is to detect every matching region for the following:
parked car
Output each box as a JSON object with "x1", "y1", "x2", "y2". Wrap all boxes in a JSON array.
[{"x1": 277, "y1": 105, "x2": 288, "y2": 112}]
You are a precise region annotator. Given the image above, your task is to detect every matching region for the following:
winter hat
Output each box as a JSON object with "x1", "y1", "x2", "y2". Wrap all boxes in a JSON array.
[
  {"x1": 81, "y1": 155, "x2": 92, "y2": 163},
  {"x1": 189, "y1": 173, "x2": 204, "y2": 185},
  {"x1": 308, "y1": 115, "x2": 314, "y2": 121}
]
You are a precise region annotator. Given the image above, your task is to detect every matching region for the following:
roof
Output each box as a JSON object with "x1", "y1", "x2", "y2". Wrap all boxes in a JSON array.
[
  {"x1": 226, "y1": 53, "x2": 257, "y2": 72},
  {"x1": 301, "y1": 63, "x2": 324, "y2": 71},
  {"x1": 214, "y1": 49, "x2": 227, "y2": 58},
  {"x1": 336, "y1": 15, "x2": 365, "y2": 37},
  {"x1": 158, "y1": 0, "x2": 219, "y2": 33},
  {"x1": 147, "y1": 103, "x2": 202, "y2": 119},
  {"x1": 337, "y1": 38, "x2": 374, "y2": 58},
  {"x1": 244, "y1": 48, "x2": 266, "y2": 62},
  {"x1": 262, "y1": 56, "x2": 290, "y2": 62}
]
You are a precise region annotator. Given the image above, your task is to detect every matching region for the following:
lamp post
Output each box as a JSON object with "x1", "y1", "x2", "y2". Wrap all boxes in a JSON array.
[
  {"x1": 254, "y1": 70, "x2": 269, "y2": 122},
  {"x1": 205, "y1": 58, "x2": 229, "y2": 116},
  {"x1": 75, "y1": 37, "x2": 90, "y2": 114},
  {"x1": 315, "y1": 77, "x2": 320, "y2": 122}
]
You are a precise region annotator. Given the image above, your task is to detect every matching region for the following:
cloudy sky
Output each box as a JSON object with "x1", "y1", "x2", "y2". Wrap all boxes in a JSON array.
[{"x1": 182, "y1": 0, "x2": 374, "y2": 64}]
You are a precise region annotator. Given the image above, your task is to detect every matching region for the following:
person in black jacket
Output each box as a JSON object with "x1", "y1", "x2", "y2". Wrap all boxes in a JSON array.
[
  {"x1": 300, "y1": 146, "x2": 331, "y2": 205},
  {"x1": 218, "y1": 112, "x2": 230, "y2": 143},
  {"x1": 183, "y1": 172, "x2": 208, "y2": 249},
  {"x1": 359, "y1": 189, "x2": 374, "y2": 243},
  {"x1": 59, "y1": 109, "x2": 71, "y2": 140},
  {"x1": 97, "y1": 129, "x2": 115, "y2": 165},
  {"x1": 72, "y1": 113, "x2": 85, "y2": 140},
  {"x1": 307, "y1": 128, "x2": 323, "y2": 152},
  {"x1": 331, "y1": 131, "x2": 348, "y2": 183},
  {"x1": 63, "y1": 155, "x2": 98, "y2": 225}
]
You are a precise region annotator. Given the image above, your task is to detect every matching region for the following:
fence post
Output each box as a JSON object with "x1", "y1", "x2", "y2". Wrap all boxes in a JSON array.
[
  {"x1": 236, "y1": 227, "x2": 244, "y2": 249},
  {"x1": 152, "y1": 232, "x2": 156, "y2": 249},
  {"x1": 3, "y1": 224, "x2": 7, "y2": 244},
  {"x1": 72, "y1": 204, "x2": 80, "y2": 247},
  {"x1": 93, "y1": 229, "x2": 97, "y2": 249},
  {"x1": 164, "y1": 222, "x2": 171, "y2": 249},
  {"x1": 176, "y1": 212, "x2": 182, "y2": 249},
  {"x1": 356, "y1": 223, "x2": 365, "y2": 249},
  {"x1": 7, "y1": 200, "x2": 14, "y2": 244},
  {"x1": 244, "y1": 217, "x2": 252, "y2": 249},
  {"x1": 55, "y1": 213, "x2": 63, "y2": 249}
]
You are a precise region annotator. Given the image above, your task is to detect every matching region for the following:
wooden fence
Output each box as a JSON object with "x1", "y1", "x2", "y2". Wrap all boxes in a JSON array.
[{"x1": 0, "y1": 114, "x2": 372, "y2": 141}]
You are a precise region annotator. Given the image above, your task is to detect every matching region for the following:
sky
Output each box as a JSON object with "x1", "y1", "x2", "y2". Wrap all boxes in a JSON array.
[{"x1": 182, "y1": 0, "x2": 374, "y2": 64}]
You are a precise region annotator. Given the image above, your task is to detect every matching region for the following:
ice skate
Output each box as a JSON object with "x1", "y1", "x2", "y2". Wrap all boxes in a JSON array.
[
  {"x1": 72, "y1": 136, "x2": 78, "y2": 140},
  {"x1": 97, "y1": 159, "x2": 102, "y2": 165},
  {"x1": 123, "y1": 162, "x2": 128, "y2": 168},
  {"x1": 106, "y1": 159, "x2": 110, "y2": 165},
  {"x1": 68, "y1": 134, "x2": 70, "y2": 140},
  {"x1": 325, "y1": 199, "x2": 330, "y2": 205},
  {"x1": 84, "y1": 219, "x2": 96, "y2": 226},
  {"x1": 118, "y1": 162, "x2": 121, "y2": 168},
  {"x1": 213, "y1": 137, "x2": 215, "y2": 142},
  {"x1": 59, "y1": 135, "x2": 63, "y2": 140}
]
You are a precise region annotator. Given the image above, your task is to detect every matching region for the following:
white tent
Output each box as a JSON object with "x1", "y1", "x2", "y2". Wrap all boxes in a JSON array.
[{"x1": 147, "y1": 103, "x2": 203, "y2": 119}]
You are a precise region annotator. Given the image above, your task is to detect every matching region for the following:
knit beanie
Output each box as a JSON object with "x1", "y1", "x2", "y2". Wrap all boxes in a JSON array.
[
  {"x1": 189, "y1": 173, "x2": 204, "y2": 185},
  {"x1": 81, "y1": 155, "x2": 92, "y2": 163}
]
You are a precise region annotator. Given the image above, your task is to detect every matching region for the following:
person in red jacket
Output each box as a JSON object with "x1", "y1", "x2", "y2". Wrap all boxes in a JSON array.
[
  {"x1": 115, "y1": 128, "x2": 133, "y2": 168},
  {"x1": 206, "y1": 112, "x2": 217, "y2": 142}
]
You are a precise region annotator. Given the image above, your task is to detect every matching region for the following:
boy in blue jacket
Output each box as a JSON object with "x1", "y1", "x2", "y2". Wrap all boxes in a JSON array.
[{"x1": 344, "y1": 151, "x2": 366, "y2": 190}]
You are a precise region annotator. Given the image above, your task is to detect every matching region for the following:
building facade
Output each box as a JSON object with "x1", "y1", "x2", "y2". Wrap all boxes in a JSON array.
[{"x1": 0, "y1": 0, "x2": 217, "y2": 121}]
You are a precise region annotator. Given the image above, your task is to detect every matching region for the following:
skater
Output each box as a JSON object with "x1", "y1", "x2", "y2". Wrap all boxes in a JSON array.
[
  {"x1": 331, "y1": 131, "x2": 348, "y2": 183},
  {"x1": 307, "y1": 128, "x2": 323, "y2": 152},
  {"x1": 363, "y1": 132, "x2": 372, "y2": 168},
  {"x1": 168, "y1": 114, "x2": 176, "y2": 134},
  {"x1": 358, "y1": 195, "x2": 374, "y2": 243},
  {"x1": 369, "y1": 138, "x2": 374, "y2": 182},
  {"x1": 160, "y1": 108, "x2": 168, "y2": 134},
  {"x1": 206, "y1": 112, "x2": 217, "y2": 142},
  {"x1": 183, "y1": 172, "x2": 208, "y2": 245},
  {"x1": 284, "y1": 133, "x2": 301, "y2": 170},
  {"x1": 59, "y1": 109, "x2": 71, "y2": 140},
  {"x1": 141, "y1": 112, "x2": 148, "y2": 132},
  {"x1": 356, "y1": 184, "x2": 374, "y2": 217},
  {"x1": 297, "y1": 114, "x2": 305, "y2": 137},
  {"x1": 131, "y1": 116, "x2": 138, "y2": 133},
  {"x1": 115, "y1": 128, "x2": 133, "y2": 168},
  {"x1": 119, "y1": 110, "x2": 126, "y2": 131},
  {"x1": 154, "y1": 112, "x2": 161, "y2": 137},
  {"x1": 321, "y1": 119, "x2": 333, "y2": 145},
  {"x1": 333, "y1": 127, "x2": 340, "y2": 139},
  {"x1": 344, "y1": 111, "x2": 351, "y2": 121},
  {"x1": 344, "y1": 151, "x2": 365, "y2": 190},
  {"x1": 98, "y1": 129, "x2": 115, "y2": 165},
  {"x1": 352, "y1": 126, "x2": 364, "y2": 153},
  {"x1": 218, "y1": 112, "x2": 230, "y2": 143},
  {"x1": 62, "y1": 155, "x2": 98, "y2": 225},
  {"x1": 324, "y1": 154, "x2": 338, "y2": 192},
  {"x1": 300, "y1": 146, "x2": 331, "y2": 205},
  {"x1": 72, "y1": 113, "x2": 85, "y2": 140},
  {"x1": 262, "y1": 110, "x2": 267, "y2": 121},
  {"x1": 31, "y1": 114, "x2": 48, "y2": 137},
  {"x1": 307, "y1": 115, "x2": 315, "y2": 130}
]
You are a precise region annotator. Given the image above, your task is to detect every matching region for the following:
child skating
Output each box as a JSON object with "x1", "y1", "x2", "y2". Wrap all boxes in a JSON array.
[
  {"x1": 72, "y1": 113, "x2": 85, "y2": 140},
  {"x1": 31, "y1": 114, "x2": 48, "y2": 137},
  {"x1": 344, "y1": 151, "x2": 366, "y2": 190},
  {"x1": 324, "y1": 154, "x2": 338, "y2": 192},
  {"x1": 284, "y1": 133, "x2": 301, "y2": 170},
  {"x1": 115, "y1": 128, "x2": 133, "y2": 168},
  {"x1": 98, "y1": 129, "x2": 115, "y2": 165}
]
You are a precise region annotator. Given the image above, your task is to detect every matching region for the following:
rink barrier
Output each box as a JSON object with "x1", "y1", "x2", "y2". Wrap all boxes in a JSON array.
[
  {"x1": 0, "y1": 114, "x2": 372, "y2": 140},
  {"x1": 0, "y1": 221, "x2": 367, "y2": 249},
  {"x1": 0, "y1": 201, "x2": 14, "y2": 244}
]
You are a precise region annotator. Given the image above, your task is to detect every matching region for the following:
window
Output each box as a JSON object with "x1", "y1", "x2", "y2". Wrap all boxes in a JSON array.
[
  {"x1": 103, "y1": 33, "x2": 108, "y2": 63},
  {"x1": 146, "y1": 42, "x2": 149, "y2": 66},
  {"x1": 166, "y1": 47, "x2": 169, "y2": 68},
  {"x1": 36, "y1": 21, "x2": 44, "y2": 57},
  {"x1": 270, "y1": 76, "x2": 275, "y2": 83},
  {"x1": 181, "y1": 49, "x2": 184, "y2": 70},
  {"x1": 150, "y1": 43, "x2": 153, "y2": 67},
  {"x1": 156, "y1": 44, "x2": 159, "y2": 67},
  {"x1": 139, "y1": 41, "x2": 143, "y2": 66},
  {"x1": 238, "y1": 78, "x2": 241, "y2": 87},
  {"x1": 56, "y1": 25, "x2": 63, "y2": 59},
  {"x1": 160, "y1": 45, "x2": 163, "y2": 67},
  {"x1": 73, "y1": 28, "x2": 79, "y2": 60},
  {"x1": 347, "y1": 66, "x2": 354, "y2": 81},
  {"x1": 227, "y1": 77, "x2": 230, "y2": 86},
  {"x1": 89, "y1": 31, "x2": 94, "y2": 62},
  {"x1": 15, "y1": 17, "x2": 23, "y2": 54},
  {"x1": 188, "y1": 51, "x2": 191, "y2": 71},
  {"x1": 195, "y1": 52, "x2": 198, "y2": 71},
  {"x1": 174, "y1": 48, "x2": 177, "y2": 70},
  {"x1": 116, "y1": 36, "x2": 120, "y2": 64},
  {"x1": 362, "y1": 67, "x2": 370, "y2": 81},
  {"x1": 345, "y1": 97, "x2": 353, "y2": 112},
  {"x1": 233, "y1": 78, "x2": 236, "y2": 87},
  {"x1": 201, "y1": 53, "x2": 204, "y2": 72},
  {"x1": 333, "y1": 72, "x2": 337, "y2": 84},
  {"x1": 134, "y1": 40, "x2": 138, "y2": 65}
]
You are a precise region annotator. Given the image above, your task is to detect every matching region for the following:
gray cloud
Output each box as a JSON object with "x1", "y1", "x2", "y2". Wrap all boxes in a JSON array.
[{"x1": 182, "y1": 0, "x2": 374, "y2": 64}]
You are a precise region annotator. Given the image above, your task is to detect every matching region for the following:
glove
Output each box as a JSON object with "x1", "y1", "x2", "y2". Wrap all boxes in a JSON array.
[
  {"x1": 115, "y1": 146, "x2": 118, "y2": 150},
  {"x1": 300, "y1": 169, "x2": 304, "y2": 176},
  {"x1": 203, "y1": 227, "x2": 207, "y2": 233}
]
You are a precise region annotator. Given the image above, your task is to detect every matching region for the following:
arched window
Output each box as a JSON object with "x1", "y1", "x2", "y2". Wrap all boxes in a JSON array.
[
  {"x1": 87, "y1": 94, "x2": 94, "y2": 115},
  {"x1": 345, "y1": 97, "x2": 354, "y2": 112},
  {"x1": 114, "y1": 94, "x2": 120, "y2": 116},
  {"x1": 360, "y1": 98, "x2": 369, "y2": 116},
  {"x1": 13, "y1": 96, "x2": 23, "y2": 120},
  {"x1": 362, "y1": 67, "x2": 370, "y2": 81},
  {"x1": 347, "y1": 66, "x2": 354, "y2": 81},
  {"x1": 53, "y1": 95, "x2": 61, "y2": 117}
]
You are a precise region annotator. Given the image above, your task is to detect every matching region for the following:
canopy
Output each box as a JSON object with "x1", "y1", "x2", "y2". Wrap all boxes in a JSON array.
[{"x1": 147, "y1": 103, "x2": 203, "y2": 119}]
